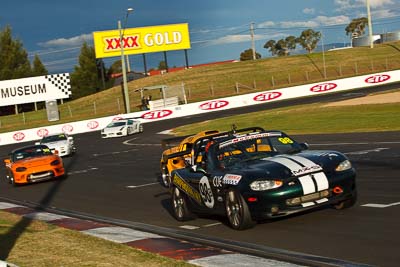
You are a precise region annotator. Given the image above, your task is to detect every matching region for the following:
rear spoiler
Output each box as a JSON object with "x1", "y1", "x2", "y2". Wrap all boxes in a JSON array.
[{"x1": 161, "y1": 149, "x2": 193, "y2": 165}]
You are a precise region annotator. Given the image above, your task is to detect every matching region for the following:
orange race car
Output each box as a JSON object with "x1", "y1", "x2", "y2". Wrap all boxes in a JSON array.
[{"x1": 4, "y1": 144, "x2": 65, "y2": 186}]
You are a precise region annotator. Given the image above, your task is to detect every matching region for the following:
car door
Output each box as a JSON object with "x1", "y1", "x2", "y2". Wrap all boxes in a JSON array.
[
  {"x1": 127, "y1": 120, "x2": 133, "y2": 135},
  {"x1": 191, "y1": 145, "x2": 225, "y2": 214}
]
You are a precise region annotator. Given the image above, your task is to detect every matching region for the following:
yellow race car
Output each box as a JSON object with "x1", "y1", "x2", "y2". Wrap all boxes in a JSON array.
[{"x1": 160, "y1": 130, "x2": 219, "y2": 187}]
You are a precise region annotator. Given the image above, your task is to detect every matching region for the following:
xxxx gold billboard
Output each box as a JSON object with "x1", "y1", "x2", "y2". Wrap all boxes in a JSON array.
[{"x1": 93, "y1": 23, "x2": 191, "y2": 58}]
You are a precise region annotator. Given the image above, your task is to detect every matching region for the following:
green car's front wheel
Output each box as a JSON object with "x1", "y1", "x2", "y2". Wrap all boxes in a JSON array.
[
  {"x1": 172, "y1": 187, "x2": 193, "y2": 221},
  {"x1": 225, "y1": 189, "x2": 255, "y2": 230}
]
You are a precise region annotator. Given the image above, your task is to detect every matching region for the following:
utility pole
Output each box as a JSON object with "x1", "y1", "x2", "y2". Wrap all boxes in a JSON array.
[
  {"x1": 250, "y1": 22, "x2": 256, "y2": 60},
  {"x1": 366, "y1": 0, "x2": 374, "y2": 48}
]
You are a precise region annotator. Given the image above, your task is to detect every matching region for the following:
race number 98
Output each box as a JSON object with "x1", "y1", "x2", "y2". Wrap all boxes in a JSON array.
[{"x1": 278, "y1": 137, "x2": 293, "y2": 144}]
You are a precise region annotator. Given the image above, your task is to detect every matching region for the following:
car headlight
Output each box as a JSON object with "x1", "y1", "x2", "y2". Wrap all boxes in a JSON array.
[
  {"x1": 16, "y1": 167, "x2": 27, "y2": 172},
  {"x1": 250, "y1": 180, "x2": 283, "y2": 191},
  {"x1": 51, "y1": 160, "x2": 60, "y2": 166},
  {"x1": 335, "y1": 160, "x2": 352, "y2": 172}
]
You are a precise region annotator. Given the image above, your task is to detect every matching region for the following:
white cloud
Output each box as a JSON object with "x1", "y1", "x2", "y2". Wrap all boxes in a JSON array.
[
  {"x1": 257, "y1": 21, "x2": 276, "y2": 28},
  {"x1": 356, "y1": 0, "x2": 394, "y2": 8},
  {"x1": 208, "y1": 34, "x2": 250, "y2": 46},
  {"x1": 313, "y1": 15, "x2": 351, "y2": 26},
  {"x1": 303, "y1": 8, "x2": 316, "y2": 15},
  {"x1": 39, "y1": 33, "x2": 93, "y2": 48},
  {"x1": 372, "y1": 8, "x2": 398, "y2": 19},
  {"x1": 268, "y1": 15, "x2": 350, "y2": 29},
  {"x1": 280, "y1": 20, "x2": 319, "y2": 28},
  {"x1": 335, "y1": 0, "x2": 395, "y2": 12},
  {"x1": 205, "y1": 33, "x2": 277, "y2": 46}
]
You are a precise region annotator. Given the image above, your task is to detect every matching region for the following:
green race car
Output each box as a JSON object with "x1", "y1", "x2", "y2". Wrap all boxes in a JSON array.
[{"x1": 168, "y1": 127, "x2": 357, "y2": 230}]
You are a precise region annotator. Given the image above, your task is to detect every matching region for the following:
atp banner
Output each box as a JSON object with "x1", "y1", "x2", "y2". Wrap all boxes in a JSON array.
[
  {"x1": 93, "y1": 23, "x2": 191, "y2": 58},
  {"x1": 0, "y1": 73, "x2": 71, "y2": 107}
]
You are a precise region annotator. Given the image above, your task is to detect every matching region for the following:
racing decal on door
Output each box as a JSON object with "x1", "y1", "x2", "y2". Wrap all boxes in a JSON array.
[
  {"x1": 199, "y1": 176, "x2": 215, "y2": 208},
  {"x1": 172, "y1": 173, "x2": 202, "y2": 205},
  {"x1": 222, "y1": 174, "x2": 242, "y2": 185}
]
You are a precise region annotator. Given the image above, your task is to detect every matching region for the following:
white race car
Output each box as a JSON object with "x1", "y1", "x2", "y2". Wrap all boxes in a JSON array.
[
  {"x1": 36, "y1": 133, "x2": 76, "y2": 157},
  {"x1": 101, "y1": 119, "x2": 143, "y2": 138}
]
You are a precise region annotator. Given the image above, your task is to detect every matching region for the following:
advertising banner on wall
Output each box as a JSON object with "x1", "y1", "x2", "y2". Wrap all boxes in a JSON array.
[
  {"x1": 0, "y1": 73, "x2": 71, "y2": 107},
  {"x1": 93, "y1": 23, "x2": 191, "y2": 58}
]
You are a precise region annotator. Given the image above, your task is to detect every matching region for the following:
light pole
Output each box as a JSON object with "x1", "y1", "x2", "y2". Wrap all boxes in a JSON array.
[
  {"x1": 321, "y1": 31, "x2": 327, "y2": 79},
  {"x1": 118, "y1": 8, "x2": 133, "y2": 114},
  {"x1": 366, "y1": 0, "x2": 374, "y2": 48}
]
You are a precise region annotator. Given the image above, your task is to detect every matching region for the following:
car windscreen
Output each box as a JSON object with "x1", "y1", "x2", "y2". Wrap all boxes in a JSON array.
[
  {"x1": 12, "y1": 146, "x2": 53, "y2": 162},
  {"x1": 214, "y1": 133, "x2": 301, "y2": 168},
  {"x1": 107, "y1": 121, "x2": 126, "y2": 127},
  {"x1": 42, "y1": 134, "x2": 67, "y2": 142}
]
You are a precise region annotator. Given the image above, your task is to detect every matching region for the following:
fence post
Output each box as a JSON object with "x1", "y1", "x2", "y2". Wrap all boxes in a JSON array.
[
  {"x1": 22, "y1": 112, "x2": 26, "y2": 124},
  {"x1": 288, "y1": 74, "x2": 291, "y2": 84},
  {"x1": 253, "y1": 80, "x2": 257, "y2": 89},
  {"x1": 235, "y1": 82, "x2": 239, "y2": 93},
  {"x1": 305, "y1": 71, "x2": 309, "y2": 81},
  {"x1": 68, "y1": 105, "x2": 73, "y2": 118},
  {"x1": 93, "y1": 101, "x2": 97, "y2": 115},
  {"x1": 271, "y1": 76, "x2": 275, "y2": 88},
  {"x1": 117, "y1": 98, "x2": 121, "y2": 113},
  {"x1": 354, "y1": 62, "x2": 358, "y2": 74},
  {"x1": 210, "y1": 83, "x2": 214, "y2": 96},
  {"x1": 182, "y1": 82, "x2": 188, "y2": 104}
]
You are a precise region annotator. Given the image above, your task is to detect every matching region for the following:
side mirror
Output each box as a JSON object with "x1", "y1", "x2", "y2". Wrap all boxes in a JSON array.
[
  {"x1": 4, "y1": 158, "x2": 11, "y2": 164},
  {"x1": 190, "y1": 165, "x2": 206, "y2": 174},
  {"x1": 299, "y1": 142, "x2": 309, "y2": 150}
]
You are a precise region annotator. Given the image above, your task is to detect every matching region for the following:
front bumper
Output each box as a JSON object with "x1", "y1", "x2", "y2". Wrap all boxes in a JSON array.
[
  {"x1": 101, "y1": 132, "x2": 125, "y2": 138},
  {"x1": 14, "y1": 167, "x2": 65, "y2": 184},
  {"x1": 243, "y1": 170, "x2": 356, "y2": 220}
]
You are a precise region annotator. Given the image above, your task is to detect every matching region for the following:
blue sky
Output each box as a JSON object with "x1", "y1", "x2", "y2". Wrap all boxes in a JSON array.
[{"x1": 1, "y1": 0, "x2": 400, "y2": 74}]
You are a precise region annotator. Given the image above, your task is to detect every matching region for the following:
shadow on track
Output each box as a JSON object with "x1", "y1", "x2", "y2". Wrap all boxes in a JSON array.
[{"x1": 0, "y1": 154, "x2": 78, "y2": 261}]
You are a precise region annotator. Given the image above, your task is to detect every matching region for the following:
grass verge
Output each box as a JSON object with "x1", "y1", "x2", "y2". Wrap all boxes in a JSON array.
[
  {"x1": 171, "y1": 102, "x2": 400, "y2": 136},
  {"x1": 0, "y1": 211, "x2": 193, "y2": 267}
]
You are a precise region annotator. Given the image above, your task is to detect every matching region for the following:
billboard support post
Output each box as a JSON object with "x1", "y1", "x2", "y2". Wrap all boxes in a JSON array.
[{"x1": 118, "y1": 19, "x2": 130, "y2": 114}]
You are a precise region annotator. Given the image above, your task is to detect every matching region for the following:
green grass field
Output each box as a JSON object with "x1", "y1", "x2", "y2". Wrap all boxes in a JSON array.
[
  {"x1": 0, "y1": 211, "x2": 193, "y2": 267},
  {"x1": 171, "y1": 100, "x2": 400, "y2": 136}
]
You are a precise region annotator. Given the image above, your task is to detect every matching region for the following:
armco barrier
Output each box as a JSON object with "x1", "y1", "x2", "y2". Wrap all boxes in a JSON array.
[{"x1": 0, "y1": 70, "x2": 399, "y2": 146}]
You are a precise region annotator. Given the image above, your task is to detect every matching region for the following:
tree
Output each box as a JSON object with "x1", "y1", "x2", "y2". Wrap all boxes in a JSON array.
[
  {"x1": 263, "y1": 40, "x2": 277, "y2": 56},
  {"x1": 31, "y1": 54, "x2": 48, "y2": 76},
  {"x1": 297, "y1": 29, "x2": 321, "y2": 53},
  {"x1": 0, "y1": 25, "x2": 32, "y2": 80},
  {"x1": 276, "y1": 36, "x2": 297, "y2": 56},
  {"x1": 158, "y1": 60, "x2": 167, "y2": 70},
  {"x1": 70, "y1": 42, "x2": 102, "y2": 99},
  {"x1": 345, "y1": 17, "x2": 368, "y2": 38},
  {"x1": 240, "y1": 49, "x2": 261, "y2": 61},
  {"x1": 108, "y1": 59, "x2": 122, "y2": 76}
]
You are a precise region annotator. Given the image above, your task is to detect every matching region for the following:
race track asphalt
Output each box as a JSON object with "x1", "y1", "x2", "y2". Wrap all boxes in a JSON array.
[{"x1": 0, "y1": 85, "x2": 399, "y2": 266}]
